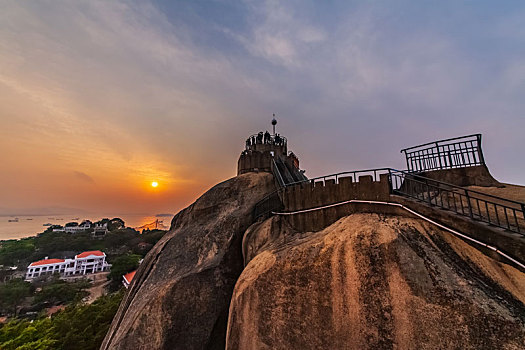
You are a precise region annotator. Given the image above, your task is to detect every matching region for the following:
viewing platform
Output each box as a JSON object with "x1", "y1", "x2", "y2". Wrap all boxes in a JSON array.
[{"x1": 238, "y1": 120, "x2": 305, "y2": 184}]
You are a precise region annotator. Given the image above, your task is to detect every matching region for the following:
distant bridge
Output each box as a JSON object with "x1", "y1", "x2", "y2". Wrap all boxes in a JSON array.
[{"x1": 134, "y1": 219, "x2": 169, "y2": 231}]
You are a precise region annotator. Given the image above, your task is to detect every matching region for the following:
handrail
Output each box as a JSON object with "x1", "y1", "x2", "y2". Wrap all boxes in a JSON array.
[
  {"x1": 247, "y1": 133, "x2": 287, "y2": 141},
  {"x1": 400, "y1": 134, "x2": 484, "y2": 172},
  {"x1": 271, "y1": 158, "x2": 286, "y2": 188},
  {"x1": 262, "y1": 166, "x2": 525, "y2": 208},
  {"x1": 271, "y1": 199, "x2": 524, "y2": 269},
  {"x1": 390, "y1": 169, "x2": 525, "y2": 206},
  {"x1": 390, "y1": 169, "x2": 525, "y2": 234},
  {"x1": 400, "y1": 134, "x2": 482, "y2": 152},
  {"x1": 245, "y1": 133, "x2": 287, "y2": 149},
  {"x1": 255, "y1": 166, "x2": 525, "y2": 235}
]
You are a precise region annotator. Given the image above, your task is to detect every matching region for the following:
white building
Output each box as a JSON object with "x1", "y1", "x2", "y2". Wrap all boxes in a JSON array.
[
  {"x1": 25, "y1": 250, "x2": 110, "y2": 281},
  {"x1": 64, "y1": 220, "x2": 92, "y2": 233},
  {"x1": 93, "y1": 222, "x2": 108, "y2": 236}
]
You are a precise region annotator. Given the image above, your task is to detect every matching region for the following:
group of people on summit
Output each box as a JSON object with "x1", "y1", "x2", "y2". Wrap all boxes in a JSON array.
[{"x1": 246, "y1": 131, "x2": 286, "y2": 148}]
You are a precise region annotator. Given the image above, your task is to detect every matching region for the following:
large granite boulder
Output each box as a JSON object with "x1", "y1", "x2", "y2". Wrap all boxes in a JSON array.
[
  {"x1": 227, "y1": 213, "x2": 525, "y2": 349},
  {"x1": 101, "y1": 172, "x2": 275, "y2": 350}
]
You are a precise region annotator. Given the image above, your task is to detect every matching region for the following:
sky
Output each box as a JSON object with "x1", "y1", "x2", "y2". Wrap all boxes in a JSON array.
[{"x1": 1, "y1": 0, "x2": 524, "y2": 215}]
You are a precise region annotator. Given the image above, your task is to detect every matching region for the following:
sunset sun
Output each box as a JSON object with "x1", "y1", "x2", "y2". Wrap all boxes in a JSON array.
[{"x1": 151, "y1": 181, "x2": 158, "y2": 188}]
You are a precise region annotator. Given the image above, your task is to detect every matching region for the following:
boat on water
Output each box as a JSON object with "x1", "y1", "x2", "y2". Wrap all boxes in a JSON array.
[
  {"x1": 43, "y1": 223, "x2": 52, "y2": 226},
  {"x1": 8, "y1": 218, "x2": 19, "y2": 222},
  {"x1": 72, "y1": 217, "x2": 80, "y2": 220},
  {"x1": 26, "y1": 218, "x2": 33, "y2": 220}
]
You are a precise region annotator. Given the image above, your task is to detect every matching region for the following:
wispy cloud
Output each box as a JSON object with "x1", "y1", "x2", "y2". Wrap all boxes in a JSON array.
[
  {"x1": 0, "y1": 0, "x2": 524, "y2": 214},
  {"x1": 73, "y1": 171, "x2": 95, "y2": 184},
  {"x1": 235, "y1": 0, "x2": 326, "y2": 68}
]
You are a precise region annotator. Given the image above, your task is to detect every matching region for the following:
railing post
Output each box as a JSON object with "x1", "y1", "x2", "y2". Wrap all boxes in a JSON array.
[
  {"x1": 425, "y1": 179, "x2": 432, "y2": 205},
  {"x1": 435, "y1": 142, "x2": 443, "y2": 170},
  {"x1": 521, "y1": 204, "x2": 525, "y2": 231},
  {"x1": 387, "y1": 169, "x2": 393, "y2": 193},
  {"x1": 465, "y1": 190, "x2": 474, "y2": 219},
  {"x1": 402, "y1": 151, "x2": 410, "y2": 172},
  {"x1": 477, "y1": 134, "x2": 485, "y2": 165}
]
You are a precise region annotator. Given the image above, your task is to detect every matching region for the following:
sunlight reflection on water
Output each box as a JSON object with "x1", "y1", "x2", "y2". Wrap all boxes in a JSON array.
[{"x1": 0, "y1": 213, "x2": 173, "y2": 240}]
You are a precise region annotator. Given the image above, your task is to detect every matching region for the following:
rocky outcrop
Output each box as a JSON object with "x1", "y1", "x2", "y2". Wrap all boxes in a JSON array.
[
  {"x1": 101, "y1": 173, "x2": 275, "y2": 350},
  {"x1": 416, "y1": 165, "x2": 502, "y2": 187},
  {"x1": 227, "y1": 213, "x2": 525, "y2": 349},
  {"x1": 103, "y1": 170, "x2": 525, "y2": 350}
]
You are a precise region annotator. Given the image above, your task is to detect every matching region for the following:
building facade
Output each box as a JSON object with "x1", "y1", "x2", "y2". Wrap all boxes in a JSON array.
[
  {"x1": 93, "y1": 222, "x2": 108, "y2": 236},
  {"x1": 25, "y1": 250, "x2": 110, "y2": 280},
  {"x1": 52, "y1": 220, "x2": 93, "y2": 233}
]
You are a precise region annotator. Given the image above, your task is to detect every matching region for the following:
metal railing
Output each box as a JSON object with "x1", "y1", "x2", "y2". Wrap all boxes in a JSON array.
[
  {"x1": 253, "y1": 189, "x2": 285, "y2": 219},
  {"x1": 390, "y1": 170, "x2": 525, "y2": 234},
  {"x1": 253, "y1": 167, "x2": 392, "y2": 220},
  {"x1": 254, "y1": 158, "x2": 289, "y2": 219},
  {"x1": 245, "y1": 133, "x2": 287, "y2": 150},
  {"x1": 271, "y1": 158, "x2": 286, "y2": 188},
  {"x1": 255, "y1": 165, "x2": 525, "y2": 236},
  {"x1": 400, "y1": 134, "x2": 485, "y2": 172}
]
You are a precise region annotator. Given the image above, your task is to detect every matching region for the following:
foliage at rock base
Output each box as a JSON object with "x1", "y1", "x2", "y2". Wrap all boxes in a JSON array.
[{"x1": 0, "y1": 291, "x2": 123, "y2": 350}]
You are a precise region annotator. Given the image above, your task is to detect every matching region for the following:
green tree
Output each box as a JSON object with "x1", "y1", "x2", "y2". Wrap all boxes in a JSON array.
[
  {"x1": 0, "y1": 278, "x2": 32, "y2": 316},
  {"x1": 108, "y1": 254, "x2": 141, "y2": 285},
  {"x1": 34, "y1": 277, "x2": 91, "y2": 306},
  {"x1": 0, "y1": 291, "x2": 124, "y2": 350},
  {"x1": 0, "y1": 239, "x2": 35, "y2": 266},
  {"x1": 50, "y1": 291, "x2": 123, "y2": 350},
  {"x1": 0, "y1": 318, "x2": 56, "y2": 350},
  {"x1": 107, "y1": 218, "x2": 125, "y2": 231}
]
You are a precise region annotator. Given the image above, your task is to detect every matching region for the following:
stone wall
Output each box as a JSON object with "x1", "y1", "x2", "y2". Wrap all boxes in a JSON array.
[
  {"x1": 283, "y1": 174, "x2": 391, "y2": 211},
  {"x1": 279, "y1": 174, "x2": 391, "y2": 232},
  {"x1": 416, "y1": 165, "x2": 502, "y2": 187},
  {"x1": 237, "y1": 151, "x2": 273, "y2": 175},
  {"x1": 271, "y1": 172, "x2": 525, "y2": 268}
]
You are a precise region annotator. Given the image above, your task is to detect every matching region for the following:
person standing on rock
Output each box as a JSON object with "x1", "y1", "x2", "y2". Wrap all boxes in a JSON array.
[{"x1": 264, "y1": 131, "x2": 271, "y2": 144}]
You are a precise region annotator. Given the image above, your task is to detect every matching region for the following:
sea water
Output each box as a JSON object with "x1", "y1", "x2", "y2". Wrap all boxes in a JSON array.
[{"x1": 0, "y1": 214, "x2": 173, "y2": 240}]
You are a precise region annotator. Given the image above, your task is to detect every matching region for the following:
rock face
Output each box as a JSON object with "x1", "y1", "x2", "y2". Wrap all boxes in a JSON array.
[
  {"x1": 103, "y1": 170, "x2": 525, "y2": 350},
  {"x1": 101, "y1": 173, "x2": 275, "y2": 350},
  {"x1": 227, "y1": 213, "x2": 525, "y2": 349}
]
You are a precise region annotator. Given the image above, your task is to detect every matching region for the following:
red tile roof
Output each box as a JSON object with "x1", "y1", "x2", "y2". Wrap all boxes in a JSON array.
[
  {"x1": 29, "y1": 258, "x2": 65, "y2": 267},
  {"x1": 123, "y1": 270, "x2": 137, "y2": 284},
  {"x1": 76, "y1": 250, "x2": 105, "y2": 258}
]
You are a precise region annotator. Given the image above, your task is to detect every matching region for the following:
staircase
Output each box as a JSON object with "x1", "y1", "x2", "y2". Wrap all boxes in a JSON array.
[{"x1": 272, "y1": 156, "x2": 307, "y2": 187}]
